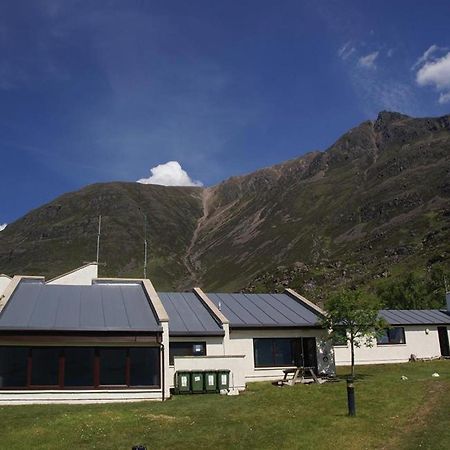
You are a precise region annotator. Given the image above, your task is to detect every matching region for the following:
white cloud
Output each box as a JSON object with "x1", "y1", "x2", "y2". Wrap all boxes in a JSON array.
[
  {"x1": 137, "y1": 161, "x2": 203, "y2": 187},
  {"x1": 416, "y1": 51, "x2": 450, "y2": 104},
  {"x1": 0, "y1": 223, "x2": 7, "y2": 231},
  {"x1": 438, "y1": 91, "x2": 450, "y2": 104},
  {"x1": 412, "y1": 45, "x2": 439, "y2": 70},
  {"x1": 338, "y1": 42, "x2": 356, "y2": 60},
  {"x1": 358, "y1": 51, "x2": 379, "y2": 69}
]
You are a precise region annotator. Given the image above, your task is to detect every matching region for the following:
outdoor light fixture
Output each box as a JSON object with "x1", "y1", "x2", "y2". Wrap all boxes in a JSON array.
[{"x1": 425, "y1": 328, "x2": 430, "y2": 335}]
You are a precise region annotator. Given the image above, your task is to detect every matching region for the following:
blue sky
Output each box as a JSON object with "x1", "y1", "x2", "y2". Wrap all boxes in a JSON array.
[{"x1": 1, "y1": 0, "x2": 450, "y2": 225}]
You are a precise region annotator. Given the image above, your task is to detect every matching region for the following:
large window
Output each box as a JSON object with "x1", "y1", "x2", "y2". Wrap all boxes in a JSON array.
[
  {"x1": 0, "y1": 346, "x2": 160, "y2": 389},
  {"x1": 377, "y1": 327, "x2": 406, "y2": 345},
  {"x1": 64, "y1": 348, "x2": 95, "y2": 387},
  {"x1": 254, "y1": 338, "x2": 303, "y2": 368},
  {"x1": 169, "y1": 342, "x2": 206, "y2": 365},
  {"x1": 0, "y1": 347, "x2": 29, "y2": 388}
]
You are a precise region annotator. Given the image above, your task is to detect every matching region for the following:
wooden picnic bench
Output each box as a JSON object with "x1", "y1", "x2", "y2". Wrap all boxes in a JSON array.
[{"x1": 281, "y1": 366, "x2": 320, "y2": 385}]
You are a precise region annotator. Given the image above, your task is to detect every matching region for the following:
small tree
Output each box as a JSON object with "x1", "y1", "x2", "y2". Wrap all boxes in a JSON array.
[{"x1": 321, "y1": 289, "x2": 387, "y2": 378}]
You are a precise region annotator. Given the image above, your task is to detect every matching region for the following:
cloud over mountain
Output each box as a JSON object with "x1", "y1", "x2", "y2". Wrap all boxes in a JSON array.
[{"x1": 137, "y1": 161, "x2": 203, "y2": 187}]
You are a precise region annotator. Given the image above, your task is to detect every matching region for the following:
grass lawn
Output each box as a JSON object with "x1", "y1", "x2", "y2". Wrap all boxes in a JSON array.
[{"x1": 0, "y1": 361, "x2": 449, "y2": 449}]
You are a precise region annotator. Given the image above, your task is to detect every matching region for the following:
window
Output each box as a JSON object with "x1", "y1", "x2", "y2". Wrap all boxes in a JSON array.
[
  {"x1": 0, "y1": 346, "x2": 161, "y2": 389},
  {"x1": 31, "y1": 348, "x2": 60, "y2": 386},
  {"x1": 169, "y1": 342, "x2": 206, "y2": 365},
  {"x1": 129, "y1": 347, "x2": 160, "y2": 387},
  {"x1": 377, "y1": 327, "x2": 406, "y2": 345},
  {"x1": 332, "y1": 328, "x2": 348, "y2": 346},
  {"x1": 99, "y1": 348, "x2": 127, "y2": 385},
  {"x1": 64, "y1": 348, "x2": 95, "y2": 387},
  {"x1": 0, "y1": 346, "x2": 29, "y2": 388},
  {"x1": 254, "y1": 338, "x2": 302, "y2": 368}
]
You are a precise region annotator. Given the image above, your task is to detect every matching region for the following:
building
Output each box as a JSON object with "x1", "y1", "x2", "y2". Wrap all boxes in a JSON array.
[
  {"x1": 0, "y1": 265, "x2": 333, "y2": 404},
  {"x1": 333, "y1": 308, "x2": 450, "y2": 365},
  {"x1": 0, "y1": 264, "x2": 449, "y2": 404}
]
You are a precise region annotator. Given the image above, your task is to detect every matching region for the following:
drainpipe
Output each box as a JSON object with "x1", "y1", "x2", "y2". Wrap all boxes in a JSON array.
[{"x1": 161, "y1": 343, "x2": 165, "y2": 402}]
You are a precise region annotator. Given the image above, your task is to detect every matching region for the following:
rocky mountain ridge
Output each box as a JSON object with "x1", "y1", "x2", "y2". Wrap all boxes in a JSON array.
[{"x1": 1, "y1": 111, "x2": 449, "y2": 302}]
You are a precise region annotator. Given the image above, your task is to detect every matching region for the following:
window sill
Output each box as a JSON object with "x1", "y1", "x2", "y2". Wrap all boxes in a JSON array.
[
  {"x1": 376, "y1": 343, "x2": 407, "y2": 346},
  {"x1": 254, "y1": 366, "x2": 296, "y2": 371}
]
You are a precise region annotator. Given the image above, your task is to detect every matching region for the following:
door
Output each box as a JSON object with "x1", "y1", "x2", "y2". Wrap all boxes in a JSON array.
[
  {"x1": 302, "y1": 337, "x2": 317, "y2": 371},
  {"x1": 437, "y1": 327, "x2": 450, "y2": 357}
]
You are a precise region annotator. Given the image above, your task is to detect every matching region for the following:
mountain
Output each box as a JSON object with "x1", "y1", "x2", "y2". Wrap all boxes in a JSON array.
[{"x1": 1, "y1": 111, "x2": 449, "y2": 301}]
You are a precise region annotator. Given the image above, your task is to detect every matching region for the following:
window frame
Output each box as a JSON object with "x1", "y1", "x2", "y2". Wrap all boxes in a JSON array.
[
  {"x1": 253, "y1": 338, "x2": 302, "y2": 368},
  {"x1": 0, "y1": 345, "x2": 161, "y2": 390},
  {"x1": 376, "y1": 327, "x2": 406, "y2": 345},
  {"x1": 169, "y1": 341, "x2": 206, "y2": 365}
]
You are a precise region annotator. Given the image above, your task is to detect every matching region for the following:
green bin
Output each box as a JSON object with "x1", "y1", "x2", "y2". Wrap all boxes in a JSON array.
[
  {"x1": 218, "y1": 370, "x2": 230, "y2": 390},
  {"x1": 191, "y1": 371, "x2": 205, "y2": 393},
  {"x1": 204, "y1": 371, "x2": 218, "y2": 393},
  {"x1": 176, "y1": 371, "x2": 191, "y2": 394}
]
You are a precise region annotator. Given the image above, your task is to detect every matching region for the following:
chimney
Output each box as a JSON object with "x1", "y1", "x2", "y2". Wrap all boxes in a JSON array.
[{"x1": 447, "y1": 292, "x2": 450, "y2": 312}]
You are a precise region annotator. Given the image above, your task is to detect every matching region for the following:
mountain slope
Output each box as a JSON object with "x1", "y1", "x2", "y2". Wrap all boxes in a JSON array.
[{"x1": 1, "y1": 111, "x2": 449, "y2": 299}]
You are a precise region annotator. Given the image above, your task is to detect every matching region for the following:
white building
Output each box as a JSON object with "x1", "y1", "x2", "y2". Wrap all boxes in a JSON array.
[{"x1": 0, "y1": 264, "x2": 449, "y2": 404}]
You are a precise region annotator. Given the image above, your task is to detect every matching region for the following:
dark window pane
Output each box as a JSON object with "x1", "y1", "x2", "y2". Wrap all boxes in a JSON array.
[
  {"x1": 169, "y1": 342, "x2": 206, "y2": 365},
  {"x1": 99, "y1": 348, "x2": 127, "y2": 385},
  {"x1": 254, "y1": 339, "x2": 275, "y2": 367},
  {"x1": 377, "y1": 327, "x2": 406, "y2": 345},
  {"x1": 31, "y1": 348, "x2": 60, "y2": 385},
  {"x1": 64, "y1": 348, "x2": 95, "y2": 387},
  {"x1": 274, "y1": 339, "x2": 293, "y2": 366},
  {"x1": 0, "y1": 347, "x2": 28, "y2": 387},
  {"x1": 377, "y1": 330, "x2": 389, "y2": 344},
  {"x1": 389, "y1": 327, "x2": 405, "y2": 344},
  {"x1": 254, "y1": 338, "x2": 304, "y2": 367},
  {"x1": 130, "y1": 348, "x2": 160, "y2": 387}
]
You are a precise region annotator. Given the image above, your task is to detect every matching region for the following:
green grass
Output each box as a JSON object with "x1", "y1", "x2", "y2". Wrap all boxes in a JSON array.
[{"x1": 0, "y1": 361, "x2": 449, "y2": 449}]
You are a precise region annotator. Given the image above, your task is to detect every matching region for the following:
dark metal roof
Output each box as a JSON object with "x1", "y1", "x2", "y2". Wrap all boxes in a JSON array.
[
  {"x1": 206, "y1": 293, "x2": 320, "y2": 328},
  {"x1": 380, "y1": 309, "x2": 450, "y2": 325},
  {"x1": 0, "y1": 280, "x2": 162, "y2": 332},
  {"x1": 158, "y1": 292, "x2": 223, "y2": 336}
]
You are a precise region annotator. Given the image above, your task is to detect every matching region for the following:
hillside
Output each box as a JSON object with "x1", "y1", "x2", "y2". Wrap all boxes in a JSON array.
[{"x1": 1, "y1": 111, "x2": 449, "y2": 298}]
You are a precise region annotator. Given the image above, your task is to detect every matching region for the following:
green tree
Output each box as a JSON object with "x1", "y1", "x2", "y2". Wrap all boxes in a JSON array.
[
  {"x1": 376, "y1": 268, "x2": 447, "y2": 310},
  {"x1": 322, "y1": 290, "x2": 386, "y2": 378}
]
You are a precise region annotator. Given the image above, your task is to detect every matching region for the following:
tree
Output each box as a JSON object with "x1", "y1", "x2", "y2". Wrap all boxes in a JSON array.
[
  {"x1": 376, "y1": 268, "x2": 447, "y2": 310},
  {"x1": 321, "y1": 290, "x2": 387, "y2": 378}
]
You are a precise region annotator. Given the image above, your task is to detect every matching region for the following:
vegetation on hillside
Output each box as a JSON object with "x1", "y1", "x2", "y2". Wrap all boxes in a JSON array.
[{"x1": 0, "y1": 111, "x2": 449, "y2": 301}]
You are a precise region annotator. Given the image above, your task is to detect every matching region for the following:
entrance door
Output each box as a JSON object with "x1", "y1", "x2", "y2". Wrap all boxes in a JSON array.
[
  {"x1": 437, "y1": 327, "x2": 450, "y2": 357},
  {"x1": 302, "y1": 337, "x2": 317, "y2": 371}
]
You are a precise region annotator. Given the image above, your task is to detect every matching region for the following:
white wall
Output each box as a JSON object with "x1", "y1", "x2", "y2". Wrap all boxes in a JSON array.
[
  {"x1": 226, "y1": 328, "x2": 334, "y2": 382},
  {"x1": 168, "y1": 336, "x2": 226, "y2": 387},
  {"x1": 333, "y1": 325, "x2": 447, "y2": 366},
  {"x1": 0, "y1": 389, "x2": 164, "y2": 405},
  {"x1": 0, "y1": 275, "x2": 11, "y2": 298},
  {"x1": 47, "y1": 264, "x2": 98, "y2": 285}
]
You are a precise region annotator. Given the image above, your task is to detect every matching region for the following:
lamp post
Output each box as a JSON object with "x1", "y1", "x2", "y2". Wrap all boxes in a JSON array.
[{"x1": 347, "y1": 377, "x2": 356, "y2": 416}]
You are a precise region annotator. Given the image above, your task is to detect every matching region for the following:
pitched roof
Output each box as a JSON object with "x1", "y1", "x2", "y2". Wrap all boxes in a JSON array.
[
  {"x1": 206, "y1": 292, "x2": 321, "y2": 328},
  {"x1": 0, "y1": 279, "x2": 162, "y2": 332},
  {"x1": 380, "y1": 309, "x2": 450, "y2": 325},
  {"x1": 158, "y1": 292, "x2": 223, "y2": 336}
]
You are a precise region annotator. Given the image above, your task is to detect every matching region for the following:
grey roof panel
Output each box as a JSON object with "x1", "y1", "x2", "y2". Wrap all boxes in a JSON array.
[
  {"x1": 158, "y1": 292, "x2": 224, "y2": 335},
  {"x1": 380, "y1": 309, "x2": 450, "y2": 325},
  {"x1": 0, "y1": 280, "x2": 161, "y2": 332},
  {"x1": 207, "y1": 292, "x2": 321, "y2": 327}
]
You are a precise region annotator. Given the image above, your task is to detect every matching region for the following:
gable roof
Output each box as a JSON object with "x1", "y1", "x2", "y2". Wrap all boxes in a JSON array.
[
  {"x1": 380, "y1": 309, "x2": 450, "y2": 325},
  {"x1": 206, "y1": 292, "x2": 321, "y2": 328},
  {"x1": 0, "y1": 279, "x2": 162, "y2": 333},
  {"x1": 158, "y1": 292, "x2": 224, "y2": 336}
]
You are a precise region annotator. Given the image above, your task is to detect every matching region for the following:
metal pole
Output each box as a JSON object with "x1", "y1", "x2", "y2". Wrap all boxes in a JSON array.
[
  {"x1": 347, "y1": 377, "x2": 356, "y2": 416},
  {"x1": 143, "y1": 213, "x2": 148, "y2": 279},
  {"x1": 96, "y1": 215, "x2": 102, "y2": 264}
]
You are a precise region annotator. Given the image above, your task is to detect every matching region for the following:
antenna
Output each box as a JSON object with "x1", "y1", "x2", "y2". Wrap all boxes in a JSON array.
[
  {"x1": 143, "y1": 213, "x2": 148, "y2": 279},
  {"x1": 96, "y1": 215, "x2": 102, "y2": 264}
]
